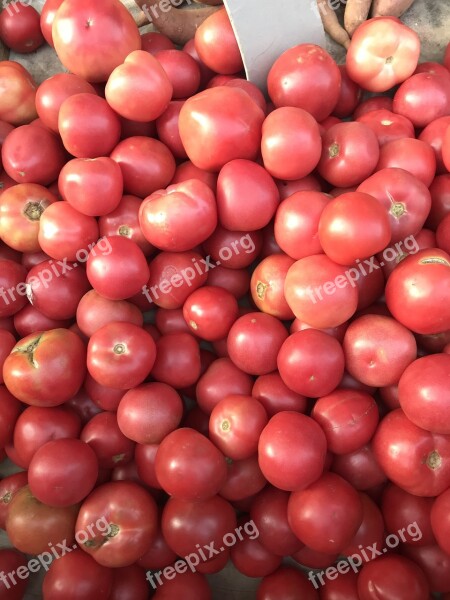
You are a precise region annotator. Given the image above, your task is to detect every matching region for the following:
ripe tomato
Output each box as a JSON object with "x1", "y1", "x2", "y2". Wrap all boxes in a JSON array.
[
  {"x1": 392, "y1": 72, "x2": 450, "y2": 129},
  {"x1": 52, "y1": 0, "x2": 141, "y2": 82},
  {"x1": 183, "y1": 285, "x2": 239, "y2": 340},
  {"x1": 3, "y1": 328, "x2": 86, "y2": 407},
  {"x1": 0, "y1": 61, "x2": 37, "y2": 125},
  {"x1": 195, "y1": 7, "x2": 243, "y2": 75},
  {"x1": 376, "y1": 137, "x2": 436, "y2": 188},
  {"x1": 346, "y1": 17, "x2": 420, "y2": 92},
  {"x1": 356, "y1": 109, "x2": 415, "y2": 147},
  {"x1": 250, "y1": 254, "x2": 295, "y2": 320},
  {"x1": 0, "y1": 3, "x2": 44, "y2": 53},
  {"x1": 357, "y1": 554, "x2": 429, "y2": 600},
  {"x1": 40, "y1": 0, "x2": 64, "y2": 47},
  {"x1": 196, "y1": 357, "x2": 253, "y2": 414},
  {"x1": 81, "y1": 411, "x2": 134, "y2": 469},
  {"x1": 0, "y1": 548, "x2": 29, "y2": 600}
]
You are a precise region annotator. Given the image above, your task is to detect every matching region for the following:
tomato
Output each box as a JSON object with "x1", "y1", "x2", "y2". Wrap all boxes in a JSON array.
[
  {"x1": 195, "y1": 8, "x2": 243, "y2": 75},
  {"x1": 376, "y1": 137, "x2": 436, "y2": 188},
  {"x1": 318, "y1": 122, "x2": 380, "y2": 188},
  {"x1": 357, "y1": 554, "x2": 429, "y2": 600},
  {"x1": 268, "y1": 44, "x2": 341, "y2": 121},
  {"x1": 402, "y1": 544, "x2": 450, "y2": 594},
  {"x1": 342, "y1": 493, "x2": 384, "y2": 558},
  {"x1": 59, "y1": 157, "x2": 123, "y2": 217},
  {"x1": 52, "y1": 0, "x2": 141, "y2": 82},
  {"x1": 219, "y1": 454, "x2": 267, "y2": 502},
  {"x1": 420, "y1": 117, "x2": 450, "y2": 175},
  {"x1": 398, "y1": 353, "x2": 450, "y2": 434},
  {"x1": 110, "y1": 136, "x2": 176, "y2": 198},
  {"x1": 372, "y1": 408, "x2": 450, "y2": 496},
  {"x1": 276, "y1": 175, "x2": 322, "y2": 199},
  {"x1": 0, "y1": 61, "x2": 37, "y2": 125},
  {"x1": 161, "y1": 494, "x2": 236, "y2": 558},
  {"x1": 261, "y1": 108, "x2": 322, "y2": 180},
  {"x1": 258, "y1": 411, "x2": 327, "y2": 491},
  {"x1": 353, "y1": 95, "x2": 393, "y2": 118},
  {"x1": 87, "y1": 322, "x2": 156, "y2": 390},
  {"x1": 2, "y1": 124, "x2": 66, "y2": 185},
  {"x1": 42, "y1": 548, "x2": 113, "y2": 600},
  {"x1": 288, "y1": 472, "x2": 363, "y2": 554},
  {"x1": 3, "y1": 328, "x2": 86, "y2": 407},
  {"x1": 0, "y1": 259, "x2": 27, "y2": 317},
  {"x1": 183, "y1": 285, "x2": 238, "y2": 340},
  {"x1": 343, "y1": 314, "x2": 417, "y2": 387},
  {"x1": 0, "y1": 471, "x2": 28, "y2": 530},
  {"x1": 0, "y1": 183, "x2": 58, "y2": 253},
  {"x1": 6, "y1": 485, "x2": 78, "y2": 555},
  {"x1": 225, "y1": 79, "x2": 267, "y2": 113},
  {"x1": 86, "y1": 236, "x2": 149, "y2": 301},
  {"x1": 284, "y1": 255, "x2": 359, "y2": 328},
  {"x1": 28, "y1": 438, "x2": 98, "y2": 507},
  {"x1": 392, "y1": 72, "x2": 450, "y2": 129},
  {"x1": 227, "y1": 312, "x2": 288, "y2": 375},
  {"x1": 0, "y1": 2, "x2": 43, "y2": 53},
  {"x1": 108, "y1": 564, "x2": 149, "y2": 600},
  {"x1": 444, "y1": 124, "x2": 450, "y2": 172},
  {"x1": 76, "y1": 290, "x2": 143, "y2": 339},
  {"x1": 356, "y1": 109, "x2": 415, "y2": 147},
  {"x1": 252, "y1": 372, "x2": 307, "y2": 417},
  {"x1": 81, "y1": 411, "x2": 134, "y2": 469},
  {"x1": 139, "y1": 179, "x2": 217, "y2": 252},
  {"x1": 0, "y1": 329, "x2": 15, "y2": 384},
  {"x1": 381, "y1": 483, "x2": 435, "y2": 547},
  {"x1": 346, "y1": 17, "x2": 420, "y2": 92},
  {"x1": 155, "y1": 49, "x2": 200, "y2": 99},
  {"x1": 171, "y1": 160, "x2": 217, "y2": 191},
  {"x1": 312, "y1": 389, "x2": 379, "y2": 455},
  {"x1": 357, "y1": 168, "x2": 431, "y2": 243},
  {"x1": 318, "y1": 570, "x2": 359, "y2": 600},
  {"x1": 203, "y1": 227, "x2": 262, "y2": 269},
  {"x1": 59, "y1": 93, "x2": 121, "y2": 158},
  {"x1": 151, "y1": 571, "x2": 211, "y2": 600},
  {"x1": 250, "y1": 254, "x2": 295, "y2": 320},
  {"x1": 277, "y1": 329, "x2": 344, "y2": 397},
  {"x1": 155, "y1": 100, "x2": 187, "y2": 159},
  {"x1": 231, "y1": 527, "x2": 282, "y2": 578},
  {"x1": 151, "y1": 331, "x2": 201, "y2": 388},
  {"x1": 76, "y1": 481, "x2": 157, "y2": 568},
  {"x1": 40, "y1": 0, "x2": 64, "y2": 46},
  {"x1": 117, "y1": 382, "x2": 183, "y2": 444},
  {"x1": 179, "y1": 86, "x2": 264, "y2": 172},
  {"x1": 196, "y1": 357, "x2": 253, "y2": 414},
  {"x1": 207, "y1": 265, "x2": 250, "y2": 298},
  {"x1": 0, "y1": 548, "x2": 29, "y2": 600},
  {"x1": 385, "y1": 248, "x2": 450, "y2": 335},
  {"x1": 38, "y1": 201, "x2": 99, "y2": 262},
  {"x1": 106, "y1": 50, "x2": 172, "y2": 121},
  {"x1": 0, "y1": 386, "x2": 21, "y2": 448},
  {"x1": 26, "y1": 258, "x2": 91, "y2": 320},
  {"x1": 332, "y1": 65, "x2": 361, "y2": 119},
  {"x1": 14, "y1": 405, "x2": 81, "y2": 467},
  {"x1": 141, "y1": 30, "x2": 175, "y2": 54}
]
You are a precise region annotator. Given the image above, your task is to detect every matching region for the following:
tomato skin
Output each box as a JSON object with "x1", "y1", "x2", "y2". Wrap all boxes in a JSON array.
[
  {"x1": 372, "y1": 408, "x2": 450, "y2": 497},
  {"x1": 40, "y1": 0, "x2": 64, "y2": 47},
  {"x1": 357, "y1": 554, "x2": 430, "y2": 600},
  {"x1": 196, "y1": 357, "x2": 253, "y2": 414},
  {"x1": 402, "y1": 543, "x2": 450, "y2": 594},
  {"x1": 183, "y1": 285, "x2": 239, "y2": 341},
  {"x1": 0, "y1": 548, "x2": 29, "y2": 600},
  {"x1": 392, "y1": 72, "x2": 450, "y2": 129},
  {"x1": 77, "y1": 290, "x2": 143, "y2": 338},
  {"x1": 0, "y1": 386, "x2": 22, "y2": 448},
  {"x1": 346, "y1": 17, "x2": 420, "y2": 92},
  {"x1": 87, "y1": 322, "x2": 156, "y2": 390},
  {"x1": 0, "y1": 259, "x2": 28, "y2": 318},
  {"x1": 420, "y1": 117, "x2": 450, "y2": 175},
  {"x1": 0, "y1": 472, "x2": 28, "y2": 530},
  {"x1": 76, "y1": 481, "x2": 158, "y2": 568},
  {"x1": 106, "y1": 50, "x2": 172, "y2": 122},
  {"x1": 0, "y1": 61, "x2": 37, "y2": 125},
  {"x1": 385, "y1": 248, "x2": 450, "y2": 335},
  {"x1": 356, "y1": 109, "x2": 415, "y2": 147},
  {"x1": 261, "y1": 107, "x2": 322, "y2": 180},
  {"x1": 354, "y1": 95, "x2": 393, "y2": 118},
  {"x1": 288, "y1": 472, "x2": 363, "y2": 555},
  {"x1": 155, "y1": 49, "x2": 201, "y2": 99},
  {"x1": 139, "y1": 179, "x2": 217, "y2": 252},
  {"x1": 179, "y1": 86, "x2": 265, "y2": 172},
  {"x1": 268, "y1": 43, "x2": 341, "y2": 122},
  {"x1": 0, "y1": 3, "x2": 44, "y2": 53},
  {"x1": 52, "y1": 0, "x2": 141, "y2": 83},
  {"x1": 258, "y1": 411, "x2": 327, "y2": 492},
  {"x1": 195, "y1": 8, "x2": 243, "y2": 75},
  {"x1": 3, "y1": 328, "x2": 86, "y2": 407},
  {"x1": 376, "y1": 137, "x2": 436, "y2": 188},
  {"x1": 42, "y1": 548, "x2": 113, "y2": 600},
  {"x1": 250, "y1": 254, "x2": 295, "y2": 320}
]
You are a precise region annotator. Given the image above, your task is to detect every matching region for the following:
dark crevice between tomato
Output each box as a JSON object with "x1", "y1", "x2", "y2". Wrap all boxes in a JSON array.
[
  {"x1": 15, "y1": 334, "x2": 42, "y2": 368},
  {"x1": 84, "y1": 523, "x2": 120, "y2": 548},
  {"x1": 328, "y1": 142, "x2": 339, "y2": 158},
  {"x1": 426, "y1": 450, "x2": 442, "y2": 470}
]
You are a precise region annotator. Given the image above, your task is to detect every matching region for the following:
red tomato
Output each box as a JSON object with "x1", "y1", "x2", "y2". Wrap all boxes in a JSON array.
[
  {"x1": 0, "y1": 548, "x2": 29, "y2": 600},
  {"x1": 151, "y1": 571, "x2": 211, "y2": 600},
  {"x1": 195, "y1": 8, "x2": 243, "y2": 75},
  {"x1": 87, "y1": 322, "x2": 156, "y2": 390},
  {"x1": 346, "y1": 17, "x2": 420, "y2": 92},
  {"x1": 288, "y1": 472, "x2": 363, "y2": 554},
  {"x1": 0, "y1": 386, "x2": 22, "y2": 448},
  {"x1": 372, "y1": 408, "x2": 450, "y2": 496},
  {"x1": 76, "y1": 289, "x2": 143, "y2": 338},
  {"x1": 52, "y1": 0, "x2": 141, "y2": 82},
  {"x1": 353, "y1": 95, "x2": 393, "y2": 118},
  {"x1": 252, "y1": 372, "x2": 307, "y2": 417},
  {"x1": 196, "y1": 357, "x2": 253, "y2": 414},
  {"x1": 419, "y1": 116, "x2": 450, "y2": 175},
  {"x1": 39, "y1": 0, "x2": 64, "y2": 47},
  {"x1": 385, "y1": 248, "x2": 450, "y2": 335},
  {"x1": 261, "y1": 107, "x2": 322, "y2": 180},
  {"x1": 76, "y1": 481, "x2": 158, "y2": 567},
  {"x1": 81, "y1": 411, "x2": 134, "y2": 468},
  {"x1": 356, "y1": 109, "x2": 415, "y2": 146},
  {"x1": 0, "y1": 61, "x2": 37, "y2": 125},
  {"x1": 106, "y1": 50, "x2": 172, "y2": 121},
  {"x1": 250, "y1": 254, "x2": 295, "y2": 320},
  {"x1": 141, "y1": 31, "x2": 175, "y2": 54},
  {"x1": 230, "y1": 528, "x2": 282, "y2": 578},
  {"x1": 268, "y1": 44, "x2": 341, "y2": 121},
  {"x1": 258, "y1": 411, "x2": 327, "y2": 491},
  {"x1": 0, "y1": 472, "x2": 28, "y2": 530},
  {"x1": 179, "y1": 86, "x2": 264, "y2": 172},
  {"x1": 0, "y1": 2, "x2": 44, "y2": 53},
  {"x1": 155, "y1": 49, "x2": 200, "y2": 99},
  {"x1": 376, "y1": 137, "x2": 436, "y2": 188},
  {"x1": 357, "y1": 554, "x2": 429, "y2": 600},
  {"x1": 392, "y1": 72, "x2": 450, "y2": 129},
  {"x1": 3, "y1": 328, "x2": 86, "y2": 407},
  {"x1": 318, "y1": 122, "x2": 380, "y2": 188},
  {"x1": 0, "y1": 183, "x2": 58, "y2": 253},
  {"x1": 183, "y1": 285, "x2": 238, "y2": 340},
  {"x1": 59, "y1": 157, "x2": 123, "y2": 217},
  {"x1": 59, "y1": 93, "x2": 121, "y2": 158},
  {"x1": 402, "y1": 544, "x2": 450, "y2": 594},
  {"x1": 2, "y1": 124, "x2": 66, "y2": 185},
  {"x1": 151, "y1": 331, "x2": 201, "y2": 389},
  {"x1": 155, "y1": 100, "x2": 187, "y2": 159}
]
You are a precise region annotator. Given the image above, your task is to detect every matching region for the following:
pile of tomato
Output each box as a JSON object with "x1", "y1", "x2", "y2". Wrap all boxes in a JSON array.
[{"x1": 0, "y1": 0, "x2": 450, "y2": 598}]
